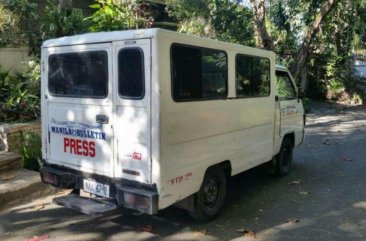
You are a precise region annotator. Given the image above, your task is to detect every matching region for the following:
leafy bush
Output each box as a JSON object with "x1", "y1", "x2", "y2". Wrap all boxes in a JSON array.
[
  {"x1": 21, "y1": 132, "x2": 41, "y2": 171},
  {"x1": 0, "y1": 60, "x2": 40, "y2": 122},
  {"x1": 40, "y1": 0, "x2": 86, "y2": 41},
  {"x1": 0, "y1": 0, "x2": 39, "y2": 52},
  {"x1": 85, "y1": 0, "x2": 156, "y2": 32}
]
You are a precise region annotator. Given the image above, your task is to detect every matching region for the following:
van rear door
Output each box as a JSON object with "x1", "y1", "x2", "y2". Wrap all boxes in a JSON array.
[
  {"x1": 112, "y1": 39, "x2": 152, "y2": 184},
  {"x1": 44, "y1": 43, "x2": 114, "y2": 177}
]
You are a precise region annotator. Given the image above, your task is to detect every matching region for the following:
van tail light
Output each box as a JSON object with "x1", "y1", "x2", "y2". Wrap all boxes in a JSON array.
[
  {"x1": 116, "y1": 185, "x2": 158, "y2": 215},
  {"x1": 42, "y1": 172, "x2": 56, "y2": 185}
]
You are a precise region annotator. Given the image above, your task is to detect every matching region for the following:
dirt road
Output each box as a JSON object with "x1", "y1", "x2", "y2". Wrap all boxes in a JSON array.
[{"x1": 1, "y1": 101, "x2": 366, "y2": 241}]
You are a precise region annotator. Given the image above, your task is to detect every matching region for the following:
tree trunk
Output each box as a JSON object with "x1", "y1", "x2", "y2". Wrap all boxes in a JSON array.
[
  {"x1": 290, "y1": 0, "x2": 340, "y2": 82},
  {"x1": 249, "y1": 0, "x2": 274, "y2": 51}
]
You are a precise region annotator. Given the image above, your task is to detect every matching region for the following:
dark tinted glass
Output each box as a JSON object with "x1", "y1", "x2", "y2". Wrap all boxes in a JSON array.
[
  {"x1": 171, "y1": 44, "x2": 227, "y2": 101},
  {"x1": 118, "y1": 48, "x2": 144, "y2": 99},
  {"x1": 48, "y1": 51, "x2": 108, "y2": 98},
  {"x1": 236, "y1": 55, "x2": 270, "y2": 97}
]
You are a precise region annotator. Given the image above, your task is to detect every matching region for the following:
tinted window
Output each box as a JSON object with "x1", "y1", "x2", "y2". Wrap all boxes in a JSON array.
[
  {"x1": 276, "y1": 71, "x2": 297, "y2": 100},
  {"x1": 48, "y1": 51, "x2": 108, "y2": 98},
  {"x1": 118, "y1": 48, "x2": 144, "y2": 99},
  {"x1": 171, "y1": 44, "x2": 227, "y2": 101},
  {"x1": 236, "y1": 55, "x2": 270, "y2": 97}
]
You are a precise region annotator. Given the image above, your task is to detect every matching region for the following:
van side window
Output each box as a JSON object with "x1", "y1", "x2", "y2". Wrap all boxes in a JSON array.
[
  {"x1": 48, "y1": 51, "x2": 108, "y2": 98},
  {"x1": 236, "y1": 54, "x2": 270, "y2": 97},
  {"x1": 171, "y1": 44, "x2": 227, "y2": 101},
  {"x1": 276, "y1": 71, "x2": 297, "y2": 100},
  {"x1": 118, "y1": 48, "x2": 145, "y2": 99}
]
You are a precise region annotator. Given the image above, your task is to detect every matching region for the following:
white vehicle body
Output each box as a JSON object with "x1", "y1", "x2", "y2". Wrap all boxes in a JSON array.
[{"x1": 40, "y1": 29, "x2": 304, "y2": 218}]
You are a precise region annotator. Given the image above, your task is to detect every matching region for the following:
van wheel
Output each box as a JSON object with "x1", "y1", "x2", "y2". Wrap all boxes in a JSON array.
[
  {"x1": 276, "y1": 137, "x2": 293, "y2": 176},
  {"x1": 189, "y1": 167, "x2": 226, "y2": 221}
]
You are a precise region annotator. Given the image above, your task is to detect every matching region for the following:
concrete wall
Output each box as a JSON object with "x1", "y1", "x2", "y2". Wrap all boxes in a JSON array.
[
  {"x1": 0, "y1": 47, "x2": 30, "y2": 75},
  {"x1": 0, "y1": 122, "x2": 41, "y2": 152}
]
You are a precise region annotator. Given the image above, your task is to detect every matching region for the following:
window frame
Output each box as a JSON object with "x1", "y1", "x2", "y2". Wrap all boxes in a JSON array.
[
  {"x1": 170, "y1": 43, "x2": 228, "y2": 102},
  {"x1": 117, "y1": 47, "x2": 146, "y2": 100},
  {"x1": 235, "y1": 53, "x2": 271, "y2": 99},
  {"x1": 48, "y1": 50, "x2": 109, "y2": 99}
]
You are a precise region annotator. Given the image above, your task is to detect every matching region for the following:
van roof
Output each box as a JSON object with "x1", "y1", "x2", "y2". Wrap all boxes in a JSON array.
[
  {"x1": 42, "y1": 29, "x2": 273, "y2": 58},
  {"x1": 42, "y1": 28, "x2": 161, "y2": 48}
]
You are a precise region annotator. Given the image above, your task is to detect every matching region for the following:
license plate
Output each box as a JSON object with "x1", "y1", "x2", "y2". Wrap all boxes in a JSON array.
[{"x1": 83, "y1": 179, "x2": 110, "y2": 198}]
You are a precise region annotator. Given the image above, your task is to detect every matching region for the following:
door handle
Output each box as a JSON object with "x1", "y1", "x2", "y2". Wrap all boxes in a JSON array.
[{"x1": 96, "y1": 114, "x2": 109, "y2": 124}]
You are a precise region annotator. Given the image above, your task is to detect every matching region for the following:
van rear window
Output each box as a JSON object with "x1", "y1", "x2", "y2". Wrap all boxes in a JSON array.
[
  {"x1": 48, "y1": 51, "x2": 108, "y2": 98},
  {"x1": 118, "y1": 48, "x2": 145, "y2": 99}
]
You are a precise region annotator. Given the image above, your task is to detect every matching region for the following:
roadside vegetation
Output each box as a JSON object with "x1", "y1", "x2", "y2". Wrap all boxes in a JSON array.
[
  {"x1": 0, "y1": 0, "x2": 365, "y2": 123},
  {"x1": 0, "y1": 0, "x2": 365, "y2": 169}
]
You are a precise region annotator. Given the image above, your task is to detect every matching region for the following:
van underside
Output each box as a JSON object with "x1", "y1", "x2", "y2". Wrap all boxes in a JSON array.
[{"x1": 40, "y1": 163, "x2": 158, "y2": 215}]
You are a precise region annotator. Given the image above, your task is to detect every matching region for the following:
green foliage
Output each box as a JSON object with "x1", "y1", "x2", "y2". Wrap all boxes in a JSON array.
[
  {"x1": 276, "y1": 76, "x2": 291, "y2": 98},
  {"x1": 21, "y1": 132, "x2": 41, "y2": 171},
  {"x1": 40, "y1": 0, "x2": 85, "y2": 41},
  {"x1": 166, "y1": 0, "x2": 254, "y2": 46},
  {"x1": 354, "y1": 0, "x2": 366, "y2": 50},
  {"x1": 0, "y1": 0, "x2": 39, "y2": 52},
  {"x1": 85, "y1": 0, "x2": 156, "y2": 32},
  {"x1": 0, "y1": 60, "x2": 41, "y2": 122},
  {"x1": 0, "y1": 3, "x2": 20, "y2": 47},
  {"x1": 301, "y1": 97, "x2": 311, "y2": 113}
]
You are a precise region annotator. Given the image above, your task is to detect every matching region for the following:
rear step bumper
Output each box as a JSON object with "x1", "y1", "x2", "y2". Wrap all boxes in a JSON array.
[
  {"x1": 40, "y1": 166, "x2": 158, "y2": 215},
  {"x1": 54, "y1": 194, "x2": 117, "y2": 215}
]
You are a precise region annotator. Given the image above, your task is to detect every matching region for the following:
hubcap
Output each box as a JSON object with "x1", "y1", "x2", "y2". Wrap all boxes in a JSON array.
[{"x1": 204, "y1": 177, "x2": 219, "y2": 207}]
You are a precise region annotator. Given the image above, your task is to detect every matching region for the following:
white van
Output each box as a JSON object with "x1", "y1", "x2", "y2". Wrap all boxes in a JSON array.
[{"x1": 40, "y1": 28, "x2": 305, "y2": 220}]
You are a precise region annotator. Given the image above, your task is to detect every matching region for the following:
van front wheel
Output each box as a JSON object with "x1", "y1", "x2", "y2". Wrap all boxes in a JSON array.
[
  {"x1": 276, "y1": 137, "x2": 293, "y2": 176},
  {"x1": 189, "y1": 167, "x2": 227, "y2": 221}
]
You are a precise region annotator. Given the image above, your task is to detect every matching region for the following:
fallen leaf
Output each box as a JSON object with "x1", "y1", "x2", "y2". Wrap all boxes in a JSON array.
[
  {"x1": 27, "y1": 234, "x2": 50, "y2": 241},
  {"x1": 57, "y1": 189, "x2": 71, "y2": 195},
  {"x1": 142, "y1": 225, "x2": 153, "y2": 233},
  {"x1": 286, "y1": 218, "x2": 300, "y2": 224},
  {"x1": 299, "y1": 191, "x2": 310, "y2": 195},
  {"x1": 2, "y1": 173, "x2": 16, "y2": 181},
  {"x1": 192, "y1": 230, "x2": 207, "y2": 238},
  {"x1": 34, "y1": 204, "x2": 45, "y2": 211},
  {"x1": 288, "y1": 180, "x2": 301, "y2": 185},
  {"x1": 236, "y1": 229, "x2": 256, "y2": 238},
  {"x1": 342, "y1": 156, "x2": 352, "y2": 162},
  {"x1": 322, "y1": 139, "x2": 330, "y2": 145}
]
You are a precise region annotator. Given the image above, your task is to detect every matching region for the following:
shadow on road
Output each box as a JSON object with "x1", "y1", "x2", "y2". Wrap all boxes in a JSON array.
[{"x1": 2, "y1": 101, "x2": 366, "y2": 241}]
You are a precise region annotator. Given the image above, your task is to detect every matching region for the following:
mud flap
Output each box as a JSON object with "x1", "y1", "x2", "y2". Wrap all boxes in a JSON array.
[{"x1": 54, "y1": 193, "x2": 117, "y2": 215}]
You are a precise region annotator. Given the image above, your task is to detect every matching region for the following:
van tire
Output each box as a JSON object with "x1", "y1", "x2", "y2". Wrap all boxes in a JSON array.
[
  {"x1": 189, "y1": 167, "x2": 227, "y2": 221},
  {"x1": 276, "y1": 137, "x2": 293, "y2": 176}
]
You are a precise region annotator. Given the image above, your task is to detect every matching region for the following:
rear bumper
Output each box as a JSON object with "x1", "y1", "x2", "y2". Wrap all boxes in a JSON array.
[{"x1": 40, "y1": 165, "x2": 158, "y2": 215}]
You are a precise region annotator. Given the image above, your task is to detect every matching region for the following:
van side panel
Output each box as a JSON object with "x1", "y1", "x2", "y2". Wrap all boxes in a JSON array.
[{"x1": 157, "y1": 32, "x2": 276, "y2": 209}]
